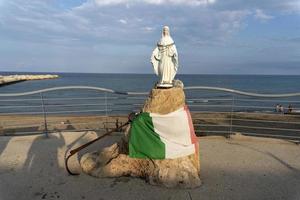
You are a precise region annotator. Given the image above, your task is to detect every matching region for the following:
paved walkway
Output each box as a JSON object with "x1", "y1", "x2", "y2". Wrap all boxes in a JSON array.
[{"x1": 0, "y1": 132, "x2": 299, "y2": 200}]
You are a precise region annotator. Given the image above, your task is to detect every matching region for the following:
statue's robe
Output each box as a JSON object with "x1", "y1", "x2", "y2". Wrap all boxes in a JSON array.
[{"x1": 151, "y1": 36, "x2": 178, "y2": 85}]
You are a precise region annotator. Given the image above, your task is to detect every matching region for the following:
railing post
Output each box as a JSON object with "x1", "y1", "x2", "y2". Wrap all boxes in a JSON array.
[
  {"x1": 105, "y1": 92, "x2": 108, "y2": 117},
  {"x1": 229, "y1": 94, "x2": 235, "y2": 136},
  {"x1": 40, "y1": 92, "x2": 48, "y2": 138},
  {"x1": 105, "y1": 92, "x2": 108, "y2": 131}
]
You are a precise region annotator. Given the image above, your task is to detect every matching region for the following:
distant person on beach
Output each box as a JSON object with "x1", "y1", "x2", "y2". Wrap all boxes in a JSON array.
[
  {"x1": 275, "y1": 104, "x2": 280, "y2": 112},
  {"x1": 279, "y1": 105, "x2": 284, "y2": 113},
  {"x1": 288, "y1": 104, "x2": 293, "y2": 113}
]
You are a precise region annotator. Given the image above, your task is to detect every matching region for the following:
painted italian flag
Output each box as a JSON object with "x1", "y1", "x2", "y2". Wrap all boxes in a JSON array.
[{"x1": 129, "y1": 105, "x2": 198, "y2": 159}]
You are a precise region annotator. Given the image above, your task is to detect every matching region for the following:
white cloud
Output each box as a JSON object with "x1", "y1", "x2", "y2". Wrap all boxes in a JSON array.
[
  {"x1": 254, "y1": 9, "x2": 274, "y2": 22},
  {"x1": 284, "y1": 0, "x2": 300, "y2": 13},
  {"x1": 143, "y1": 26, "x2": 155, "y2": 32},
  {"x1": 94, "y1": 0, "x2": 126, "y2": 6},
  {"x1": 118, "y1": 19, "x2": 127, "y2": 24},
  {"x1": 94, "y1": 0, "x2": 216, "y2": 6}
]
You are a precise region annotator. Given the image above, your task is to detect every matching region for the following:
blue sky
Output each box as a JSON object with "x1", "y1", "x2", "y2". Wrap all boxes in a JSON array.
[{"x1": 0, "y1": 0, "x2": 299, "y2": 74}]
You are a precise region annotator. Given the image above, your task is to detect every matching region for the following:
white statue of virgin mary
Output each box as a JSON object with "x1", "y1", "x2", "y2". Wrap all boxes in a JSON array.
[{"x1": 151, "y1": 26, "x2": 179, "y2": 87}]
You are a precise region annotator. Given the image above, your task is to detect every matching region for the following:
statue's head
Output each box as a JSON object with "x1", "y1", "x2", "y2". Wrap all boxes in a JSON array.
[{"x1": 162, "y1": 26, "x2": 170, "y2": 37}]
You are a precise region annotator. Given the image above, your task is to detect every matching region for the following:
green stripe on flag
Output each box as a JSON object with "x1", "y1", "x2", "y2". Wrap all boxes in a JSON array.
[{"x1": 129, "y1": 112, "x2": 165, "y2": 159}]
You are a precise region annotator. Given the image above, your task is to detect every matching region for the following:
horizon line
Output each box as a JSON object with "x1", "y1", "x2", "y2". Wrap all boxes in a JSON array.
[{"x1": 1, "y1": 71, "x2": 300, "y2": 76}]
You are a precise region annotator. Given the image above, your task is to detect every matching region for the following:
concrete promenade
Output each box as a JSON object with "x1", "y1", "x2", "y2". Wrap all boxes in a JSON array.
[{"x1": 0, "y1": 132, "x2": 299, "y2": 200}]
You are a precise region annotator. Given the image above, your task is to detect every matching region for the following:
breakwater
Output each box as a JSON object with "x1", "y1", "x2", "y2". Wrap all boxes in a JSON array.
[{"x1": 0, "y1": 74, "x2": 59, "y2": 86}]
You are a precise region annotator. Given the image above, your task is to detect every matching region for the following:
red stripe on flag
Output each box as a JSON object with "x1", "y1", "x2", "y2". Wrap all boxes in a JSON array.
[{"x1": 184, "y1": 105, "x2": 198, "y2": 154}]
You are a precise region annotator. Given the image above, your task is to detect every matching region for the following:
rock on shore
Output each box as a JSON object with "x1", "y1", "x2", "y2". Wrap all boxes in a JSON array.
[{"x1": 0, "y1": 74, "x2": 59, "y2": 85}]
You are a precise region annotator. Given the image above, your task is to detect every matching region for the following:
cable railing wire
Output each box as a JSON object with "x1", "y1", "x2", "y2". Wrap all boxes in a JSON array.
[{"x1": 1, "y1": 85, "x2": 300, "y2": 139}]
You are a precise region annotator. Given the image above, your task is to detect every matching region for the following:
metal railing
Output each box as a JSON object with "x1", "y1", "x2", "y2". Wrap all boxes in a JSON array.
[{"x1": 0, "y1": 86, "x2": 299, "y2": 140}]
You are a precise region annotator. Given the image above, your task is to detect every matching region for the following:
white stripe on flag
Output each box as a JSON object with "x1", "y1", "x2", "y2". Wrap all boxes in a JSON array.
[{"x1": 150, "y1": 107, "x2": 196, "y2": 159}]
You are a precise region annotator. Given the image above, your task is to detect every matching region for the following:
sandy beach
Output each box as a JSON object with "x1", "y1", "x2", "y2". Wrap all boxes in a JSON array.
[
  {"x1": 0, "y1": 132, "x2": 299, "y2": 200},
  {"x1": 1, "y1": 112, "x2": 299, "y2": 139}
]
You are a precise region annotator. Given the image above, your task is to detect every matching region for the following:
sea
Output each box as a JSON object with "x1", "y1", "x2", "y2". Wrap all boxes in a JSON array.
[{"x1": 0, "y1": 72, "x2": 300, "y2": 115}]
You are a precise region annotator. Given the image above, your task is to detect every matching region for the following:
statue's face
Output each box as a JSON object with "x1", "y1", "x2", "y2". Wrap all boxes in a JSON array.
[{"x1": 163, "y1": 28, "x2": 169, "y2": 36}]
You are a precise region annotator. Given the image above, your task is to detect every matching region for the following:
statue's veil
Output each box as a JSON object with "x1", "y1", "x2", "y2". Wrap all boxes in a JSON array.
[{"x1": 159, "y1": 26, "x2": 174, "y2": 46}]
